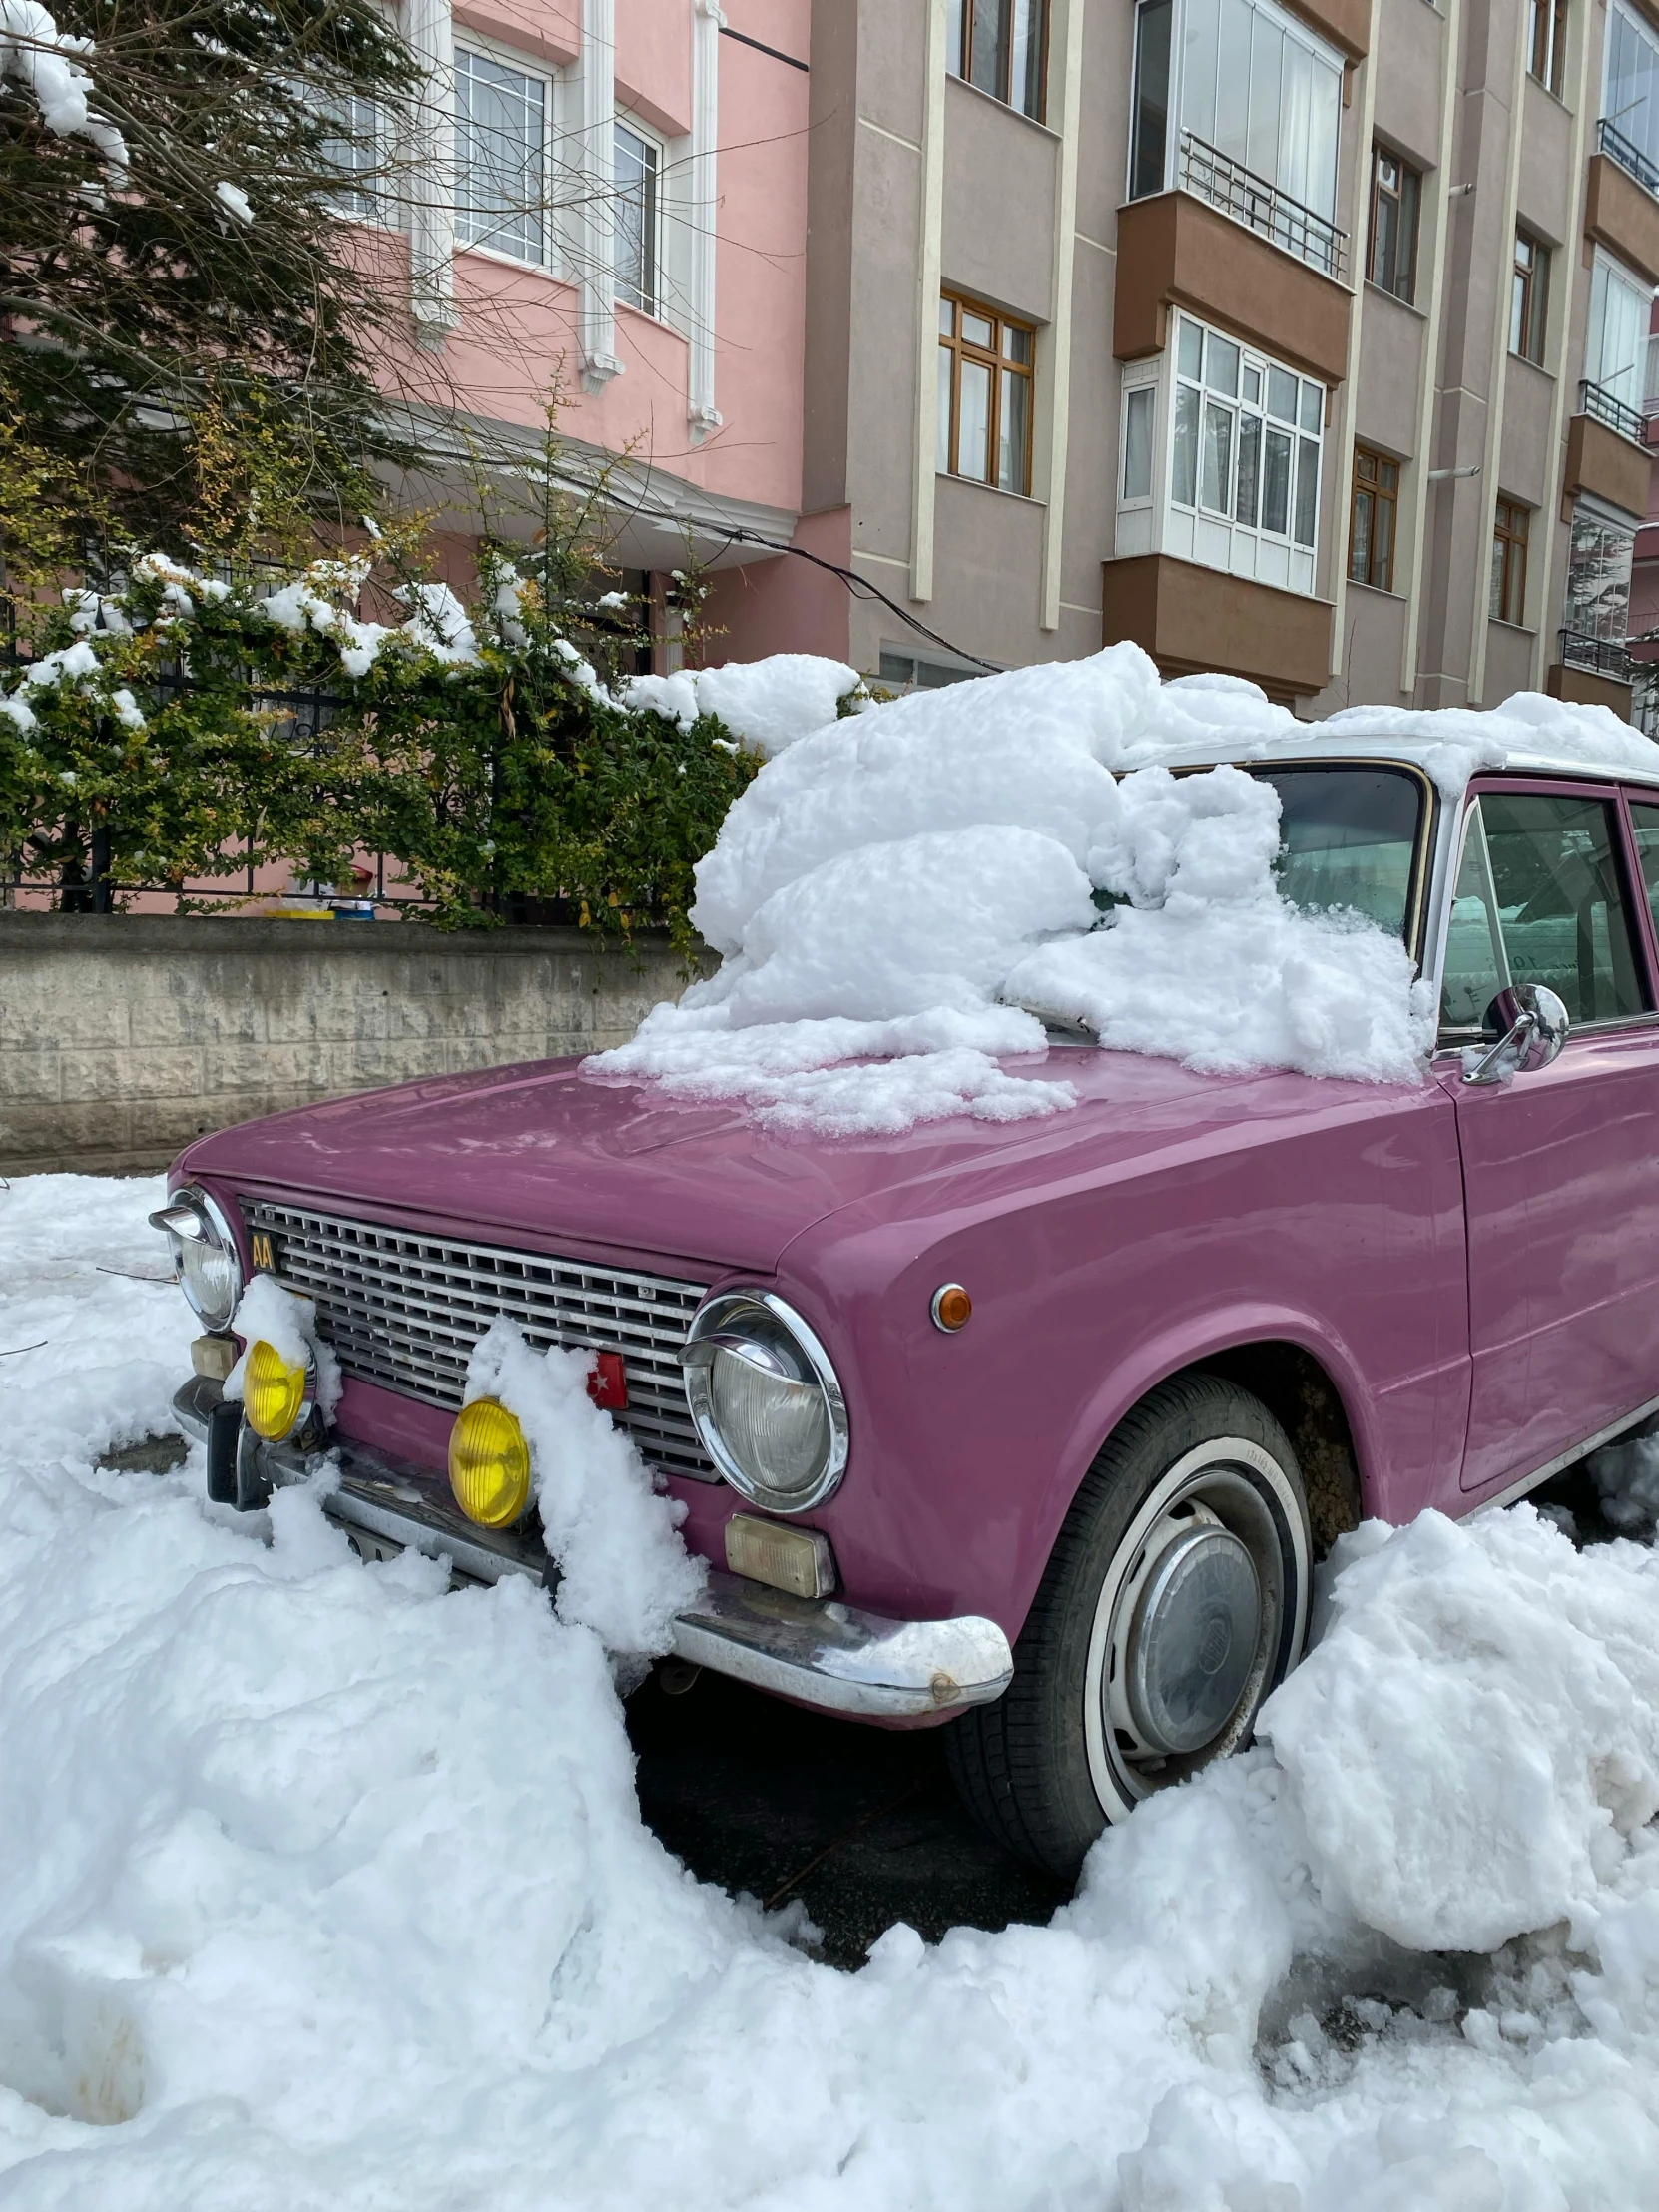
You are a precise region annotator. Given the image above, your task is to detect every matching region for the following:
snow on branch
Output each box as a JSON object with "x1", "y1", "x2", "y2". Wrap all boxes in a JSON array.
[{"x1": 1, "y1": 0, "x2": 129, "y2": 175}]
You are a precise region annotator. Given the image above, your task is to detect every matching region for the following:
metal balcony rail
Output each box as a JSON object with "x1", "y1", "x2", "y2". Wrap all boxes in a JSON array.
[
  {"x1": 1177, "y1": 131, "x2": 1348, "y2": 282},
  {"x1": 1579, "y1": 377, "x2": 1648, "y2": 446},
  {"x1": 1560, "y1": 628, "x2": 1639, "y2": 682},
  {"x1": 1597, "y1": 116, "x2": 1659, "y2": 200}
]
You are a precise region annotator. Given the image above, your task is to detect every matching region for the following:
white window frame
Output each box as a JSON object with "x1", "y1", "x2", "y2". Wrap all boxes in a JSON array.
[
  {"x1": 1602, "y1": 0, "x2": 1659, "y2": 179},
  {"x1": 1585, "y1": 250, "x2": 1652, "y2": 412},
  {"x1": 452, "y1": 38, "x2": 560, "y2": 273},
  {"x1": 1114, "y1": 311, "x2": 1326, "y2": 596},
  {"x1": 1127, "y1": 0, "x2": 1344, "y2": 234},
  {"x1": 613, "y1": 109, "x2": 665, "y2": 321}
]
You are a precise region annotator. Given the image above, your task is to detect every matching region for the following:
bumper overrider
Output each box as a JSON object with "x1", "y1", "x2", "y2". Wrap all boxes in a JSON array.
[{"x1": 171, "y1": 1376, "x2": 1015, "y2": 1722}]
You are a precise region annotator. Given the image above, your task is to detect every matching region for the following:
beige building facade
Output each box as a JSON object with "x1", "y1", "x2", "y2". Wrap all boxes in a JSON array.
[{"x1": 776, "y1": 0, "x2": 1659, "y2": 718}]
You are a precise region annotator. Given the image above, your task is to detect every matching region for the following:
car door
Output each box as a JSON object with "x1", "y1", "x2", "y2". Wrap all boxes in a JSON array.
[{"x1": 1437, "y1": 777, "x2": 1659, "y2": 1495}]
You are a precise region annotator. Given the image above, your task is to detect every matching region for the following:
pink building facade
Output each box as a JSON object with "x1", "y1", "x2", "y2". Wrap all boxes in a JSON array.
[{"x1": 388, "y1": 0, "x2": 827, "y2": 662}]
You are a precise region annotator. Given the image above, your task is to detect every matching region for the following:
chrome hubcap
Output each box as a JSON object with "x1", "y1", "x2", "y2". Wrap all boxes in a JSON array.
[
  {"x1": 1083, "y1": 1438, "x2": 1307, "y2": 1821},
  {"x1": 1124, "y1": 1517, "x2": 1261, "y2": 1755}
]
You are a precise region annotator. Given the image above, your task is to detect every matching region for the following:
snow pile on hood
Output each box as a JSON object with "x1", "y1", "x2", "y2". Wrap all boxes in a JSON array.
[
  {"x1": 462, "y1": 1319, "x2": 704, "y2": 1653},
  {"x1": 11, "y1": 1175, "x2": 1659, "y2": 2206},
  {"x1": 621, "y1": 653, "x2": 863, "y2": 756},
  {"x1": 592, "y1": 646, "x2": 1443, "y2": 1130}
]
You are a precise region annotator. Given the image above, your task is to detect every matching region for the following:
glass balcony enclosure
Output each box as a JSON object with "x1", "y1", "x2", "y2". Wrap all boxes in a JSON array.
[
  {"x1": 1130, "y1": 0, "x2": 1345, "y2": 277},
  {"x1": 1117, "y1": 311, "x2": 1326, "y2": 597},
  {"x1": 1603, "y1": 2, "x2": 1659, "y2": 196},
  {"x1": 1584, "y1": 250, "x2": 1652, "y2": 425}
]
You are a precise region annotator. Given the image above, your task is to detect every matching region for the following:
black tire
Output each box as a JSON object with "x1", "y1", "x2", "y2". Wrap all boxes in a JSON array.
[{"x1": 946, "y1": 1372, "x2": 1312, "y2": 1882}]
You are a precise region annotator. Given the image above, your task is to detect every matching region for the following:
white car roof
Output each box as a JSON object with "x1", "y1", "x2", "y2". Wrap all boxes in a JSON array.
[{"x1": 1148, "y1": 725, "x2": 1659, "y2": 792}]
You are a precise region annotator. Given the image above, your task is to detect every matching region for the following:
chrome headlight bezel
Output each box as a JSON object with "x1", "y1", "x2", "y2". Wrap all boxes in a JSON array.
[
  {"x1": 679, "y1": 1290, "x2": 849, "y2": 1515},
  {"x1": 149, "y1": 1184, "x2": 244, "y2": 1330}
]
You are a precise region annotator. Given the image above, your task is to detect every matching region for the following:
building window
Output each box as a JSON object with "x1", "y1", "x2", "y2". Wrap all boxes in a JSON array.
[
  {"x1": 1121, "y1": 381, "x2": 1158, "y2": 501},
  {"x1": 614, "y1": 120, "x2": 660, "y2": 315},
  {"x1": 1564, "y1": 502, "x2": 1636, "y2": 659},
  {"x1": 937, "y1": 292, "x2": 1035, "y2": 494},
  {"x1": 877, "y1": 645, "x2": 987, "y2": 689},
  {"x1": 1168, "y1": 314, "x2": 1323, "y2": 548},
  {"x1": 1490, "y1": 499, "x2": 1530, "y2": 625},
  {"x1": 455, "y1": 46, "x2": 549, "y2": 266},
  {"x1": 318, "y1": 91, "x2": 381, "y2": 222},
  {"x1": 1367, "y1": 146, "x2": 1419, "y2": 303},
  {"x1": 1128, "y1": 0, "x2": 1344, "y2": 278},
  {"x1": 1585, "y1": 252, "x2": 1650, "y2": 416},
  {"x1": 946, "y1": 0, "x2": 1048, "y2": 121},
  {"x1": 1349, "y1": 446, "x2": 1399, "y2": 590},
  {"x1": 1602, "y1": 2, "x2": 1659, "y2": 187},
  {"x1": 1530, "y1": 0, "x2": 1568, "y2": 97},
  {"x1": 1510, "y1": 231, "x2": 1549, "y2": 364}
]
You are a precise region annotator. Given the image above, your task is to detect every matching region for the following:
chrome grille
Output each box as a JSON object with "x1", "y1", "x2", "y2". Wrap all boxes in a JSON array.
[{"x1": 240, "y1": 1200, "x2": 715, "y2": 1482}]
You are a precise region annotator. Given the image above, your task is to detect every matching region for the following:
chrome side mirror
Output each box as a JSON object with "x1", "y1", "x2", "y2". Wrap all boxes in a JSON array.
[{"x1": 1462, "y1": 983, "x2": 1570, "y2": 1086}]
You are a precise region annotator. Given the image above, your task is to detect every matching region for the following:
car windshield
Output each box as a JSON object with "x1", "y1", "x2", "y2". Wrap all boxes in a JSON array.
[{"x1": 1254, "y1": 764, "x2": 1424, "y2": 943}]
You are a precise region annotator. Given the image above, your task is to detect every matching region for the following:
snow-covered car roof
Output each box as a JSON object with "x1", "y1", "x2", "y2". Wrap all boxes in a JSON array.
[{"x1": 1143, "y1": 723, "x2": 1659, "y2": 792}]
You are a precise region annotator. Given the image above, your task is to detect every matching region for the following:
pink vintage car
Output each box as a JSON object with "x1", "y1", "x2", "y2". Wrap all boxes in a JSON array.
[{"x1": 156, "y1": 734, "x2": 1659, "y2": 1876}]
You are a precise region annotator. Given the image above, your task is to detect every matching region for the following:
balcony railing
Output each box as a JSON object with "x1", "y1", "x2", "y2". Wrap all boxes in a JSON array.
[
  {"x1": 1177, "y1": 131, "x2": 1349, "y2": 283},
  {"x1": 1560, "y1": 628, "x2": 1639, "y2": 683},
  {"x1": 1597, "y1": 115, "x2": 1659, "y2": 200},
  {"x1": 1579, "y1": 377, "x2": 1649, "y2": 446}
]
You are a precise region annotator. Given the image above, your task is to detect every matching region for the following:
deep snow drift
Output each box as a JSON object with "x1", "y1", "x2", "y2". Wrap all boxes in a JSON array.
[
  {"x1": 592, "y1": 647, "x2": 1656, "y2": 1135},
  {"x1": 7, "y1": 1174, "x2": 1659, "y2": 2207}
]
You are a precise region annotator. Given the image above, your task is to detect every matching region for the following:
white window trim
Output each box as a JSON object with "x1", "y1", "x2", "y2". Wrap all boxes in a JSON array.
[
  {"x1": 613, "y1": 108, "x2": 667, "y2": 322},
  {"x1": 1585, "y1": 244, "x2": 1652, "y2": 399},
  {"x1": 451, "y1": 35, "x2": 561, "y2": 274},
  {"x1": 1128, "y1": 0, "x2": 1345, "y2": 207},
  {"x1": 1602, "y1": 0, "x2": 1659, "y2": 138},
  {"x1": 1118, "y1": 364, "x2": 1160, "y2": 508},
  {"x1": 1166, "y1": 313, "x2": 1325, "y2": 555}
]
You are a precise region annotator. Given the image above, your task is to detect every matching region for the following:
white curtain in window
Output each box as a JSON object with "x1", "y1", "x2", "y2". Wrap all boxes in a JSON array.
[
  {"x1": 1178, "y1": 0, "x2": 1340, "y2": 219},
  {"x1": 1605, "y1": 2, "x2": 1659, "y2": 172},
  {"x1": 1587, "y1": 257, "x2": 1651, "y2": 401}
]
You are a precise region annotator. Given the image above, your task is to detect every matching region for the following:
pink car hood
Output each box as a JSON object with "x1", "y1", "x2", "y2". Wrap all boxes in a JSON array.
[{"x1": 177, "y1": 1048, "x2": 1397, "y2": 1275}]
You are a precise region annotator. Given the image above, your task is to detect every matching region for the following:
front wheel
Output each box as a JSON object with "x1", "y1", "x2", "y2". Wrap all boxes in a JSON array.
[{"x1": 946, "y1": 1374, "x2": 1312, "y2": 1881}]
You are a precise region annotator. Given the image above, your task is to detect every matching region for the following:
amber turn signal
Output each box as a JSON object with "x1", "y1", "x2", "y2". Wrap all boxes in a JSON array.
[
  {"x1": 448, "y1": 1396, "x2": 532, "y2": 1527},
  {"x1": 930, "y1": 1283, "x2": 972, "y2": 1333}
]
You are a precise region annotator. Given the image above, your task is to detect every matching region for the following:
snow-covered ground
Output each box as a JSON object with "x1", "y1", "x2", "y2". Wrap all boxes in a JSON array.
[{"x1": 6, "y1": 1173, "x2": 1659, "y2": 2208}]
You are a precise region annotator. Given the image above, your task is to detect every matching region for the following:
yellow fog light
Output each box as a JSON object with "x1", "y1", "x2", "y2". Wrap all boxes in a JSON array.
[
  {"x1": 448, "y1": 1398, "x2": 532, "y2": 1528},
  {"x1": 243, "y1": 1339, "x2": 308, "y2": 1442}
]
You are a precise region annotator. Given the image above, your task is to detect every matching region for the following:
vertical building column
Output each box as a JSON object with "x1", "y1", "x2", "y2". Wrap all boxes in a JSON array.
[
  {"x1": 1038, "y1": 0, "x2": 1086, "y2": 633},
  {"x1": 404, "y1": 0, "x2": 459, "y2": 344},
  {"x1": 688, "y1": 0, "x2": 725, "y2": 443},
  {"x1": 579, "y1": 0, "x2": 622, "y2": 391},
  {"x1": 1323, "y1": 0, "x2": 1383, "y2": 683},
  {"x1": 1528, "y1": 4, "x2": 1597, "y2": 691},
  {"x1": 909, "y1": 0, "x2": 949, "y2": 604},
  {"x1": 1397, "y1": 0, "x2": 1462, "y2": 698},
  {"x1": 1466, "y1": 0, "x2": 1534, "y2": 704}
]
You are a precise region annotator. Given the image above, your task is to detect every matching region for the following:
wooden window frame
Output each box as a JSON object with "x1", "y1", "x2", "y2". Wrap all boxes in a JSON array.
[
  {"x1": 948, "y1": 0, "x2": 1050, "y2": 123},
  {"x1": 1367, "y1": 144, "x2": 1420, "y2": 305},
  {"x1": 1529, "y1": 0, "x2": 1568, "y2": 96},
  {"x1": 1348, "y1": 444, "x2": 1400, "y2": 591},
  {"x1": 1511, "y1": 230, "x2": 1550, "y2": 365},
  {"x1": 938, "y1": 290, "x2": 1037, "y2": 496},
  {"x1": 1491, "y1": 497, "x2": 1531, "y2": 627}
]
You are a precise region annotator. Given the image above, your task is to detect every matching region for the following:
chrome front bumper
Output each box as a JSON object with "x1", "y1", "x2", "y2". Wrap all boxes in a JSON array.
[{"x1": 172, "y1": 1380, "x2": 1014, "y2": 1721}]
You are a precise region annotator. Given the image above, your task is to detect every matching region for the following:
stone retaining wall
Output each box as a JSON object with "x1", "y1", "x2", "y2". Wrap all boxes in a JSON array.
[{"x1": 0, "y1": 914, "x2": 697, "y2": 1175}]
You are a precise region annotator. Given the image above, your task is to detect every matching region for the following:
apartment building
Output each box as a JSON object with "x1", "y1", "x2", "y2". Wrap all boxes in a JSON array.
[
  {"x1": 365, "y1": 0, "x2": 814, "y2": 633},
  {"x1": 767, "y1": 0, "x2": 1659, "y2": 717}
]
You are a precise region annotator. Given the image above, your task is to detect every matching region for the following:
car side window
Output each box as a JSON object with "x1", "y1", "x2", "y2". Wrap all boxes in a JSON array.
[
  {"x1": 1627, "y1": 801, "x2": 1659, "y2": 940},
  {"x1": 1440, "y1": 790, "x2": 1648, "y2": 1033}
]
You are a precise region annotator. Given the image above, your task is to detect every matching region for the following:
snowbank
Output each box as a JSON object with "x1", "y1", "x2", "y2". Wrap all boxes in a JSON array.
[{"x1": 8, "y1": 1175, "x2": 1659, "y2": 2207}]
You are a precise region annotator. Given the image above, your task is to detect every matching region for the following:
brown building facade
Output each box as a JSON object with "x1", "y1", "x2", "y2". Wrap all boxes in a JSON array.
[{"x1": 775, "y1": 0, "x2": 1658, "y2": 717}]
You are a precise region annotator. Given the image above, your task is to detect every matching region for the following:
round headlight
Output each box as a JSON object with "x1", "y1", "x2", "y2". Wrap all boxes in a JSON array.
[
  {"x1": 243, "y1": 1339, "x2": 310, "y2": 1442},
  {"x1": 149, "y1": 1185, "x2": 244, "y2": 1330},
  {"x1": 680, "y1": 1293, "x2": 848, "y2": 1514},
  {"x1": 449, "y1": 1397, "x2": 532, "y2": 1527}
]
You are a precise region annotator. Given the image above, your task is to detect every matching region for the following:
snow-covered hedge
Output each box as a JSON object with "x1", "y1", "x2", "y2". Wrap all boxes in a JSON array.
[{"x1": 0, "y1": 547, "x2": 863, "y2": 937}]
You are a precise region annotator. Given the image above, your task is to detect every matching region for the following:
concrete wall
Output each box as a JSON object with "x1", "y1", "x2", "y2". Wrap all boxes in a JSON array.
[{"x1": 0, "y1": 918, "x2": 698, "y2": 1177}]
